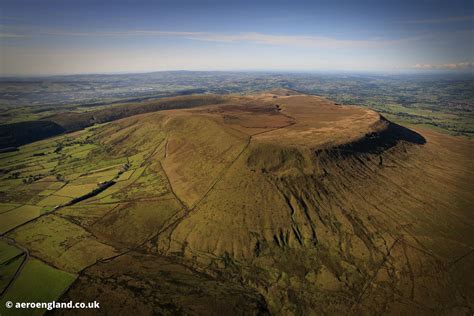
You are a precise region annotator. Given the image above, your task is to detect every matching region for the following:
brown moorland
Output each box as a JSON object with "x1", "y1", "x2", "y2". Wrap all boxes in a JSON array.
[{"x1": 1, "y1": 91, "x2": 472, "y2": 315}]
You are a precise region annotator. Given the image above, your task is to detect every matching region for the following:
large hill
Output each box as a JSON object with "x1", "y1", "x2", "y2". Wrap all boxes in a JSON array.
[{"x1": 0, "y1": 91, "x2": 472, "y2": 315}]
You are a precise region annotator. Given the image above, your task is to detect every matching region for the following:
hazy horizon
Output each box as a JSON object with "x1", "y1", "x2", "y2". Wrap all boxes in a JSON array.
[
  {"x1": 1, "y1": 0, "x2": 473, "y2": 76},
  {"x1": 2, "y1": 68, "x2": 474, "y2": 79}
]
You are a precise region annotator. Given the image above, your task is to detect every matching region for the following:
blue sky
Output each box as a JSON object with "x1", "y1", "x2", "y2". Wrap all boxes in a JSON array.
[{"x1": 0, "y1": 0, "x2": 473, "y2": 75}]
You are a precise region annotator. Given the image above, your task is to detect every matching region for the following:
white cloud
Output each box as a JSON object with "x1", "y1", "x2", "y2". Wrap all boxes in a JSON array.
[
  {"x1": 413, "y1": 62, "x2": 474, "y2": 69},
  {"x1": 403, "y1": 15, "x2": 474, "y2": 24},
  {"x1": 0, "y1": 32, "x2": 28, "y2": 38},
  {"x1": 184, "y1": 32, "x2": 405, "y2": 48},
  {"x1": 2, "y1": 28, "x2": 414, "y2": 49}
]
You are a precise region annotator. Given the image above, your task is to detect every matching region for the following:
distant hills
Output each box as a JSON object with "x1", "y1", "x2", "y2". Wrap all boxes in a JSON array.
[{"x1": 1, "y1": 71, "x2": 473, "y2": 135}]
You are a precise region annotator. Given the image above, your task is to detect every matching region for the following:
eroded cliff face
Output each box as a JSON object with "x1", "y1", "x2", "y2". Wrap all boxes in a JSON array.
[{"x1": 50, "y1": 93, "x2": 473, "y2": 315}]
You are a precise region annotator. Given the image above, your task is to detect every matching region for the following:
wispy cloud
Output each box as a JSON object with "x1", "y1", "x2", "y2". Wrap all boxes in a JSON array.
[
  {"x1": 403, "y1": 15, "x2": 474, "y2": 24},
  {"x1": 40, "y1": 30, "x2": 201, "y2": 37},
  {"x1": 183, "y1": 32, "x2": 409, "y2": 48},
  {"x1": 0, "y1": 32, "x2": 28, "y2": 38},
  {"x1": 3, "y1": 28, "x2": 416, "y2": 49},
  {"x1": 413, "y1": 62, "x2": 474, "y2": 69}
]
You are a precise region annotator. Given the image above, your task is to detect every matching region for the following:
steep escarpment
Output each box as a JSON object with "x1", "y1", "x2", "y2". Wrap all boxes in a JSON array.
[
  {"x1": 156, "y1": 124, "x2": 472, "y2": 314},
  {"x1": 148, "y1": 102, "x2": 472, "y2": 314}
]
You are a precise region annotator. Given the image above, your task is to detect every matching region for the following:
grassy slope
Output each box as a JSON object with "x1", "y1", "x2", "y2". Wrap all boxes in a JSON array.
[
  {"x1": 0, "y1": 93, "x2": 472, "y2": 315},
  {"x1": 160, "y1": 96, "x2": 473, "y2": 314},
  {"x1": 0, "y1": 94, "x2": 227, "y2": 149}
]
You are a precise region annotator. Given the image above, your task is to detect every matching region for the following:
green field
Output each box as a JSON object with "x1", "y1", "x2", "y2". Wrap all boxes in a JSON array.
[
  {"x1": 0, "y1": 111, "x2": 183, "y2": 309},
  {"x1": 0, "y1": 258, "x2": 76, "y2": 316}
]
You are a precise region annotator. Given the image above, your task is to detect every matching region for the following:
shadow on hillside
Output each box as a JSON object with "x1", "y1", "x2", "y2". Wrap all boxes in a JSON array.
[
  {"x1": 317, "y1": 116, "x2": 426, "y2": 156},
  {"x1": 0, "y1": 121, "x2": 66, "y2": 149}
]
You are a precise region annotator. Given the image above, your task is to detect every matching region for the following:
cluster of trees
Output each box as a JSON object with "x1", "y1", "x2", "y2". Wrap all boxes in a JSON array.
[{"x1": 22, "y1": 173, "x2": 44, "y2": 184}]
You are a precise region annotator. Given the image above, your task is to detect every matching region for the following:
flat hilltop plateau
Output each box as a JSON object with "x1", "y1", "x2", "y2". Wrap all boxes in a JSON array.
[{"x1": 0, "y1": 91, "x2": 472, "y2": 315}]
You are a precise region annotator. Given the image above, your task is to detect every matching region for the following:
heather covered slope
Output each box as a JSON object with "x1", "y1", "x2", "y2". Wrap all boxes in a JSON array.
[
  {"x1": 153, "y1": 93, "x2": 472, "y2": 314},
  {"x1": 1, "y1": 92, "x2": 472, "y2": 315}
]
